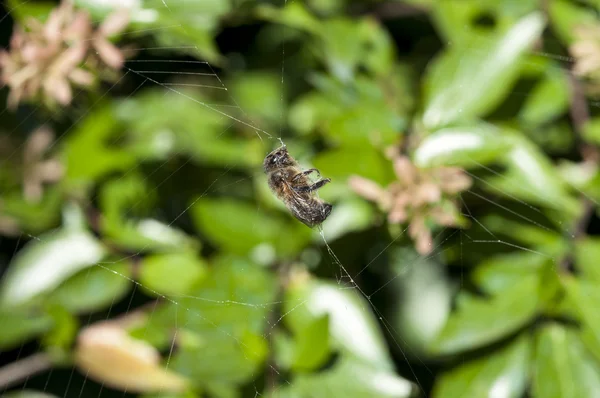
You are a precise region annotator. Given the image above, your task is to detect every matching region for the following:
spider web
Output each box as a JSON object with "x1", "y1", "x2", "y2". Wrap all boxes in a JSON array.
[{"x1": 0, "y1": 1, "x2": 593, "y2": 398}]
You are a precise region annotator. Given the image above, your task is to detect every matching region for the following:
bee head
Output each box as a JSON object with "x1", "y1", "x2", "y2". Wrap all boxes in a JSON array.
[{"x1": 264, "y1": 145, "x2": 293, "y2": 172}]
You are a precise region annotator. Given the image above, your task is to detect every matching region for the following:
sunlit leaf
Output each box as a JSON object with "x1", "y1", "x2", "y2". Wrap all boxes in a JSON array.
[
  {"x1": 413, "y1": 123, "x2": 512, "y2": 168},
  {"x1": 284, "y1": 276, "x2": 394, "y2": 370},
  {"x1": 0, "y1": 209, "x2": 106, "y2": 306},
  {"x1": 423, "y1": 13, "x2": 545, "y2": 129},
  {"x1": 433, "y1": 335, "x2": 531, "y2": 398}
]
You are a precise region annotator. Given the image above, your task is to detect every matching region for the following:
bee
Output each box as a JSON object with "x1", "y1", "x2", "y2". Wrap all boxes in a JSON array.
[{"x1": 264, "y1": 145, "x2": 332, "y2": 227}]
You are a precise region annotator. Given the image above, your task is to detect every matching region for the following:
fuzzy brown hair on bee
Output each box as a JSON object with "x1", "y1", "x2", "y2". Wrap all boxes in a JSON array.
[{"x1": 264, "y1": 145, "x2": 332, "y2": 228}]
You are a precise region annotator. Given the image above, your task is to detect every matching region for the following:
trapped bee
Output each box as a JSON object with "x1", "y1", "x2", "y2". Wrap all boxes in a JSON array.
[{"x1": 264, "y1": 145, "x2": 332, "y2": 227}]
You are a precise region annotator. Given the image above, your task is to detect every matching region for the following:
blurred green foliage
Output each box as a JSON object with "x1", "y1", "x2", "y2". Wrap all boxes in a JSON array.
[{"x1": 2, "y1": 1, "x2": 600, "y2": 397}]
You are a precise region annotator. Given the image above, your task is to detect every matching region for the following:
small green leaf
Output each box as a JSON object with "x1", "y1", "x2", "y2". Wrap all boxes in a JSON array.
[
  {"x1": 0, "y1": 227, "x2": 106, "y2": 306},
  {"x1": 432, "y1": 335, "x2": 530, "y2": 398},
  {"x1": 533, "y1": 324, "x2": 600, "y2": 398},
  {"x1": 42, "y1": 306, "x2": 78, "y2": 350},
  {"x1": 49, "y1": 263, "x2": 132, "y2": 314},
  {"x1": 413, "y1": 124, "x2": 512, "y2": 168},
  {"x1": 430, "y1": 275, "x2": 539, "y2": 355},
  {"x1": 574, "y1": 239, "x2": 600, "y2": 283},
  {"x1": 65, "y1": 105, "x2": 136, "y2": 189},
  {"x1": 583, "y1": 117, "x2": 600, "y2": 146},
  {"x1": 139, "y1": 252, "x2": 207, "y2": 297},
  {"x1": 549, "y1": 0, "x2": 598, "y2": 45},
  {"x1": 423, "y1": 13, "x2": 545, "y2": 129},
  {"x1": 292, "y1": 314, "x2": 331, "y2": 372},
  {"x1": 0, "y1": 308, "x2": 53, "y2": 350},
  {"x1": 519, "y1": 67, "x2": 570, "y2": 126}
]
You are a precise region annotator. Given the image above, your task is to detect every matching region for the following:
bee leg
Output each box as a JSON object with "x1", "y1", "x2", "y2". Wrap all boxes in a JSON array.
[
  {"x1": 291, "y1": 169, "x2": 320, "y2": 182},
  {"x1": 293, "y1": 178, "x2": 331, "y2": 193}
]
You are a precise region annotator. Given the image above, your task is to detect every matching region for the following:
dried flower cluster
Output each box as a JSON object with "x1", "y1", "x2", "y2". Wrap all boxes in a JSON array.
[
  {"x1": 571, "y1": 25, "x2": 600, "y2": 94},
  {"x1": 349, "y1": 148, "x2": 472, "y2": 254},
  {"x1": 0, "y1": 1, "x2": 129, "y2": 109}
]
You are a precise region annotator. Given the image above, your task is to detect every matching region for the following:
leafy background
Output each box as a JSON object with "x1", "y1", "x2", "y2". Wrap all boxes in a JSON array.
[{"x1": 1, "y1": 0, "x2": 600, "y2": 397}]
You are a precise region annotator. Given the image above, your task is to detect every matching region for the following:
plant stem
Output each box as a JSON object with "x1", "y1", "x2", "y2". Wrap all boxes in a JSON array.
[{"x1": 0, "y1": 352, "x2": 53, "y2": 391}]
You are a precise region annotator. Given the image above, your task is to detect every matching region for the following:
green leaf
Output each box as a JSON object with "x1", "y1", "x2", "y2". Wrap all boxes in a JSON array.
[
  {"x1": 0, "y1": 225, "x2": 106, "y2": 306},
  {"x1": 273, "y1": 356, "x2": 415, "y2": 398},
  {"x1": 549, "y1": 0, "x2": 598, "y2": 45},
  {"x1": 326, "y1": 104, "x2": 404, "y2": 148},
  {"x1": 563, "y1": 277, "x2": 600, "y2": 362},
  {"x1": 291, "y1": 314, "x2": 331, "y2": 372},
  {"x1": 432, "y1": 335, "x2": 530, "y2": 398},
  {"x1": 229, "y1": 73, "x2": 285, "y2": 127},
  {"x1": 0, "y1": 308, "x2": 53, "y2": 350},
  {"x1": 256, "y1": 2, "x2": 321, "y2": 34},
  {"x1": 100, "y1": 175, "x2": 198, "y2": 253},
  {"x1": 533, "y1": 324, "x2": 600, "y2": 398},
  {"x1": 139, "y1": 252, "x2": 207, "y2": 297},
  {"x1": 574, "y1": 238, "x2": 600, "y2": 283},
  {"x1": 430, "y1": 275, "x2": 539, "y2": 355},
  {"x1": 42, "y1": 305, "x2": 78, "y2": 350},
  {"x1": 484, "y1": 136, "x2": 580, "y2": 215},
  {"x1": 49, "y1": 263, "x2": 132, "y2": 313},
  {"x1": 172, "y1": 330, "x2": 268, "y2": 387},
  {"x1": 6, "y1": 0, "x2": 55, "y2": 22},
  {"x1": 284, "y1": 278, "x2": 394, "y2": 370},
  {"x1": 478, "y1": 215, "x2": 566, "y2": 254},
  {"x1": 430, "y1": 0, "x2": 538, "y2": 46},
  {"x1": 422, "y1": 13, "x2": 545, "y2": 129},
  {"x1": 191, "y1": 198, "x2": 311, "y2": 257},
  {"x1": 583, "y1": 117, "x2": 600, "y2": 146},
  {"x1": 313, "y1": 147, "x2": 394, "y2": 186},
  {"x1": 0, "y1": 188, "x2": 63, "y2": 234},
  {"x1": 518, "y1": 66, "x2": 570, "y2": 126},
  {"x1": 64, "y1": 105, "x2": 136, "y2": 189},
  {"x1": 472, "y1": 252, "x2": 548, "y2": 295},
  {"x1": 413, "y1": 124, "x2": 512, "y2": 168}
]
